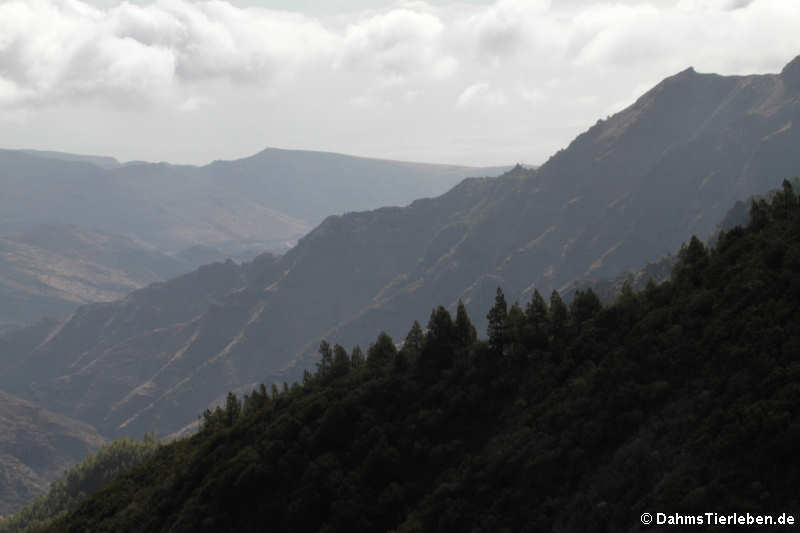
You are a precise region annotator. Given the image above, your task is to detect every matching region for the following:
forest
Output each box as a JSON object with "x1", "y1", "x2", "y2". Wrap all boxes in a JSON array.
[{"x1": 23, "y1": 179, "x2": 800, "y2": 531}]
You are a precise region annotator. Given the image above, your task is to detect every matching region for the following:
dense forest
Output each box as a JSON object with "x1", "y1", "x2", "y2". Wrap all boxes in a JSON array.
[
  {"x1": 0, "y1": 436, "x2": 158, "y2": 533},
  {"x1": 38, "y1": 180, "x2": 800, "y2": 531}
]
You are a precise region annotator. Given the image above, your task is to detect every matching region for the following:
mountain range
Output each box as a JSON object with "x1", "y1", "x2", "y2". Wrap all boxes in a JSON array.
[
  {"x1": 0, "y1": 148, "x2": 507, "y2": 254},
  {"x1": 1, "y1": 56, "x2": 799, "y2": 441},
  {"x1": 0, "y1": 148, "x2": 504, "y2": 328}
]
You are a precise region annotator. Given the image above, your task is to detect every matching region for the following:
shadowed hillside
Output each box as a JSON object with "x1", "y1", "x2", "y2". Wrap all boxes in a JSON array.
[{"x1": 42, "y1": 180, "x2": 800, "y2": 533}]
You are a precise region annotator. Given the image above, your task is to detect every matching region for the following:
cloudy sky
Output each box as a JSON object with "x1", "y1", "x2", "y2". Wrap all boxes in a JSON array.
[{"x1": 0, "y1": 0, "x2": 798, "y2": 167}]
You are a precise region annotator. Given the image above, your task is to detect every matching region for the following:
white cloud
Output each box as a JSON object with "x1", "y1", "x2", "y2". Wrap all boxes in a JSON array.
[
  {"x1": 0, "y1": 0, "x2": 336, "y2": 107},
  {"x1": 338, "y1": 8, "x2": 457, "y2": 83},
  {"x1": 0, "y1": 0, "x2": 798, "y2": 167},
  {"x1": 456, "y1": 82, "x2": 506, "y2": 108}
]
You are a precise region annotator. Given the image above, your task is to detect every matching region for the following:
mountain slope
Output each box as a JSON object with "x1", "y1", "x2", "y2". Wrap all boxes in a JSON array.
[
  {"x1": 3, "y1": 57, "x2": 800, "y2": 438},
  {"x1": 45, "y1": 181, "x2": 800, "y2": 532},
  {"x1": 0, "y1": 225, "x2": 196, "y2": 329},
  {"x1": 0, "y1": 436, "x2": 158, "y2": 532},
  {"x1": 0, "y1": 391, "x2": 105, "y2": 517}
]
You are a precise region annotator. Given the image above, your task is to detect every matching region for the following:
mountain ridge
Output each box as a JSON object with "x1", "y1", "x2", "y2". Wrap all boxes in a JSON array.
[{"x1": 2, "y1": 56, "x2": 799, "y2": 438}]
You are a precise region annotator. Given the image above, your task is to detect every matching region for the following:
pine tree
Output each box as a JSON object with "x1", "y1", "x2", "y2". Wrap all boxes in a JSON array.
[
  {"x1": 506, "y1": 302, "x2": 526, "y2": 357},
  {"x1": 350, "y1": 345, "x2": 365, "y2": 369},
  {"x1": 224, "y1": 392, "x2": 241, "y2": 426},
  {"x1": 524, "y1": 289, "x2": 549, "y2": 349},
  {"x1": 487, "y1": 288, "x2": 508, "y2": 355},
  {"x1": 332, "y1": 344, "x2": 350, "y2": 377},
  {"x1": 426, "y1": 306, "x2": 456, "y2": 350},
  {"x1": 317, "y1": 340, "x2": 333, "y2": 376},
  {"x1": 570, "y1": 289, "x2": 602, "y2": 329},
  {"x1": 549, "y1": 290, "x2": 568, "y2": 341},
  {"x1": 675, "y1": 236, "x2": 709, "y2": 287},
  {"x1": 401, "y1": 321, "x2": 425, "y2": 360},
  {"x1": 368, "y1": 332, "x2": 397, "y2": 369},
  {"x1": 454, "y1": 300, "x2": 477, "y2": 348},
  {"x1": 420, "y1": 306, "x2": 457, "y2": 376}
]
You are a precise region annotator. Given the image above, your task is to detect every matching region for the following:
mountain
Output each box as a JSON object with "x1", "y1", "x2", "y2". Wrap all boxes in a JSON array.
[
  {"x1": 0, "y1": 149, "x2": 501, "y2": 327},
  {"x1": 0, "y1": 148, "x2": 506, "y2": 254},
  {"x1": 15, "y1": 150, "x2": 121, "y2": 170},
  {"x1": 0, "y1": 391, "x2": 105, "y2": 517},
  {"x1": 2, "y1": 57, "x2": 800, "y2": 439},
  {"x1": 42, "y1": 183, "x2": 800, "y2": 532},
  {"x1": 0, "y1": 225, "x2": 197, "y2": 330}
]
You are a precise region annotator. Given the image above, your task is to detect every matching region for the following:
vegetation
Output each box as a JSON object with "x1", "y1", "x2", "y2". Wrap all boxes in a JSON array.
[
  {"x1": 45, "y1": 180, "x2": 800, "y2": 532},
  {"x1": 0, "y1": 436, "x2": 159, "y2": 533}
]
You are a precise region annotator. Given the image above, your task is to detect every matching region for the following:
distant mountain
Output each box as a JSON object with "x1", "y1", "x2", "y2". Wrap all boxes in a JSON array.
[
  {"x1": 0, "y1": 225, "x2": 198, "y2": 329},
  {"x1": 0, "y1": 391, "x2": 105, "y2": 516},
  {"x1": 15, "y1": 149, "x2": 121, "y2": 170},
  {"x1": 0, "y1": 149, "x2": 502, "y2": 327},
  {"x1": 196, "y1": 148, "x2": 510, "y2": 225},
  {"x1": 0, "y1": 148, "x2": 507, "y2": 254},
  {"x1": 2, "y1": 56, "x2": 799, "y2": 439}
]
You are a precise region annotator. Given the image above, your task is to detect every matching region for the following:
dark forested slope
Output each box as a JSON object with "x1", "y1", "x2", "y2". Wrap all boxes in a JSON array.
[{"x1": 48, "y1": 181, "x2": 800, "y2": 532}]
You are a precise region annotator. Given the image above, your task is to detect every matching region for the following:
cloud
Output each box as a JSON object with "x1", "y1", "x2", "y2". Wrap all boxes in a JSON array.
[
  {"x1": 0, "y1": 0, "x2": 798, "y2": 167},
  {"x1": 0, "y1": 0, "x2": 335, "y2": 107},
  {"x1": 338, "y1": 8, "x2": 457, "y2": 83},
  {"x1": 456, "y1": 82, "x2": 506, "y2": 108}
]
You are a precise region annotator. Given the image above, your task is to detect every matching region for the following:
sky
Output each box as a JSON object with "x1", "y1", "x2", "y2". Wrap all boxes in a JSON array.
[{"x1": 0, "y1": 0, "x2": 798, "y2": 167}]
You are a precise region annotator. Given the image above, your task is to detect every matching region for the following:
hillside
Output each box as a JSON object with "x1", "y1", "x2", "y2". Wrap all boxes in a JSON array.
[
  {"x1": 0, "y1": 436, "x2": 158, "y2": 533},
  {"x1": 45, "y1": 181, "x2": 800, "y2": 532},
  {"x1": 0, "y1": 392, "x2": 105, "y2": 517},
  {"x1": 0, "y1": 225, "x2": 195, "y2": 329},
  {"x1": 2, "y1": 57, "x2": 799, "y2": 439}
]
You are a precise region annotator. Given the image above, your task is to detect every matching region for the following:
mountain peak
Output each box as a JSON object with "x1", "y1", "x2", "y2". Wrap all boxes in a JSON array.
[{"x1": 780, "y1": 55, "x2": 800, "y2": 90}]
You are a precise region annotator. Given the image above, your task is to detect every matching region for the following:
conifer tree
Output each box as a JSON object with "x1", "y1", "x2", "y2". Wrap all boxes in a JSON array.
[
  {"x1": 332, "y1": 344, "x2": 350, "y2": 377},
  {"x1": 549, "y1": 290, "x2": 568, "y2": 340},
  {"x1": 525, "y1": 289, "x2": 549, "y2": 349},
  {"x1": 368, "y1": 332, "x2": 397, "y2": 369},
  {"x1": 487, "y1": 288, "x2": 508, "y2": 355},
  {"x1": 454, "y1": 300, "x2": 477, "y2": 348},
  {"x1": 317, "y1": 340, "x2": 333, "y2": 376},
  {"x1": 224, "y1": 392, "x2": 241, "y2": 426},
  {"x1": 675, "y1": 236, "x2": 709, "y2": 287},
  {"x1": 570, "y1": 289, "x2": 602, "y2": 329},
  {"x1": 506, "y1": 302, "x2": 526, "y2": 357},
  {"x1": 350, "y1": 345, "x2": 365, "y2": 368},
  {"x1": 402, "y1": 321, "x2": 425, "y2": 359}
]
